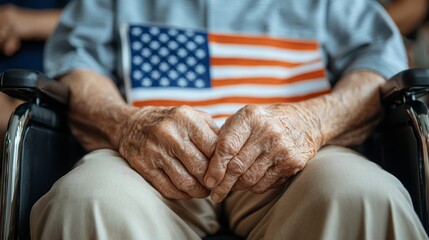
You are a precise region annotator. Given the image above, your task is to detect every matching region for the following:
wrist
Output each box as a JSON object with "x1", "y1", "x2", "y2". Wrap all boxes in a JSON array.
[
  {"x1": 108, "y1": 104, "x2": 140, "y2": 150},
  {"x1": 273, "y1": 102, "x2": 326, "y2": 150},
  {"x1": 295, "y1": 100, "x2": 327, "y2": 149},
  {"x1": 60, "y1": 70, "x2": 139, "y2": 151}
]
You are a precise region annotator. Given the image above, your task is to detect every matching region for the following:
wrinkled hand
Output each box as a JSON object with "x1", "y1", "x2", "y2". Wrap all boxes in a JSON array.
[
  {"x1": 204, "y1": 104, "x2": 323, "y2": 203},
  {"x1": 119, "y1": 105, "x2": 219, "y2": 200}
]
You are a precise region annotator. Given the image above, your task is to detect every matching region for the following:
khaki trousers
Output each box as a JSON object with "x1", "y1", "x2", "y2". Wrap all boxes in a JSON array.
[{"x1": 30, "y1": 146, "x2": 428, "y2": 239}]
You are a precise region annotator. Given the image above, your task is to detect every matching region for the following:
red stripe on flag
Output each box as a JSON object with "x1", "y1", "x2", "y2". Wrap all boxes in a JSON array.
[
  {"x1": 212, "y1": 114, "x2": 233, "y2": 119},
  {"x1": 208, "y1": 33, "x2": 319, "y2": 51},
  {"x1": 212, "y1": 70, "x2": 326, "y2": 87},
  {"x1": 210, "y1": 58, "x2": 322, "y2": 68}
]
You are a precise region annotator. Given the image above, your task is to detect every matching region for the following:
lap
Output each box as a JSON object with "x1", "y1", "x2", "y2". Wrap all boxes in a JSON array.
[
  {"x1": 32, "y1": 146, "x2": 425, "y2": 239},
  {"x1": 30, "y1": 149, "x2": 219, "y2": 239},
  {"x1": 225, "y1": 145, "x2": 415, "y2": 239}
]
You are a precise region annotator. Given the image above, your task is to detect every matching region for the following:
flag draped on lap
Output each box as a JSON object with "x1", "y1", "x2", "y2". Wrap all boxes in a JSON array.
[{"x1": 121, "y1": 24, "x2": 331, "y2": 126}]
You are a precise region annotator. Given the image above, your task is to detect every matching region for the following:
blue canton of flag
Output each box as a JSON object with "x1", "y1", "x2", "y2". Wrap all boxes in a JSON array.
[{"x1": 129, "y1": 25, "x2": 211, "y2": 89}]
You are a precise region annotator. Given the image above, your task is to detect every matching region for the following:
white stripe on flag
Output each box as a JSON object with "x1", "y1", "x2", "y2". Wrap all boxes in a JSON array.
[
  {"x1": 211, "y1": 61, "x2": 324, "y2": 80},
  {"x1": 130, "y1": 78, "x2": 330, "y2": 102},
  {"x1": 209, "y1": 43, "x2": 322, "y2": 63},
  {"x1": 214, "y1": 118, "x2": 228, "y2": 127}
]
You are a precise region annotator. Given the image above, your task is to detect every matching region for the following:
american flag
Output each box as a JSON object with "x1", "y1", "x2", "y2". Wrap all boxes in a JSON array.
[{"x1": 121, "y1": 24, "x2": 331, "y2": 126}]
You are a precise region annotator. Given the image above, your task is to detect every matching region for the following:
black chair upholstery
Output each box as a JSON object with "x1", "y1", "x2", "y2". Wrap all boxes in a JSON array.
[
  {"x1": 379, "y1": 68, "x2": 429, "y2": 231},
  {"x1": 13, "y1": 103, "x2": 85, "y2": 239},
  {"x1": 0, "y1": 70, "x2": 86, "y2": 239},
  {"x1": 0, "y1": 69, "x2": 428, "y2": 239}
]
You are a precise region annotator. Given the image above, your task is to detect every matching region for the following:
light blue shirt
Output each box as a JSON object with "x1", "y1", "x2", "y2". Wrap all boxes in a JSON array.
[{"x1": 45, "y1": 0, "x2": 407, "y2": 87}]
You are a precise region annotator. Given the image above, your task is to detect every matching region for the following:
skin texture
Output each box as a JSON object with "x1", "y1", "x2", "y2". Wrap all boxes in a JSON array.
[
  {"x1": 204, "y1": 71, "x2": 385, "y2": 202},
  {"x1": 0, "y1": 4, "x2": 62, "y2": 56},
  {"x1": 60, "y1": 69, "x2": 385, "y2": 202},
  {"x1": 383, "y1": 0, "x2": 428, "y2": 35},
  {"x1": 61, "y1": 70, "x2": 218, "y2": 199},
  {"x1": 118, "y1": 105, "x2": 219, "y2": 199}
]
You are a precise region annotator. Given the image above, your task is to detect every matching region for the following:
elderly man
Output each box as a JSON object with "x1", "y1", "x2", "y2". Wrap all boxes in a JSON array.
[{"x1": 30, "y1": 0, "x2": 428, "y2": 239}]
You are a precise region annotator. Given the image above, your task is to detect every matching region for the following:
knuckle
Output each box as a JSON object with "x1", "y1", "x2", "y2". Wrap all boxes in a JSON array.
[
  {"x1": 239, "y1": 172, "x2": 259, "y2": 186},
  {"x1": 269, "y1": 125, "x2": 284, "y2": 136},
  {"x1": 217, "y1": 138, "x2": 240, "y2": 157},
  {"x1": 294, "y1": 159, "x2": 306, "y2": 170},
  {"x1": 251, "y1": 186, "x2": 267, "y2": 194},
  {"x1": 146, "y1": 169, "x2": 162, "y2": 180},
  {"x1": 277, "y1": 157, "x2": 306, "y2": 176},
  {"x1": 178, "y1": 177, "x2": 198, "y2": 192},
  {"x1": 153, "y1": 121, "x2": 173, "y2": 136},
  {"x1": 161, "y1": 189, "x2": 176, "y2": 199},
  {"x1": 232, "y1": 180, "x2": 246, "y2": 191},
  {"x1": 214, "y1": 184, "x2": 230, "y2": 195},
  {"x1": 190, "y1": 162, "x2": 208, "y2": 179},
  {"x1": 261, "y1": 127, "x2": 285, "y2": 146},
  {"x1": 228, "y1": 158, "x2": 247, "y2": 176},
  {"x1": 243, "y1": 104, "x2": 265, "y2": 117},
  {"x1": 171, "y1": 105, "x2": 193, "y2": 117}
]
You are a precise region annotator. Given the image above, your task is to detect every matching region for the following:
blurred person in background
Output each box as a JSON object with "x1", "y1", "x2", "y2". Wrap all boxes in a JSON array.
[
  {"x1": 378, "y1": 0, "x2": 429, "y2": 67},
  {"x1": 0, "y1": 0, "x2": 68, "y2": 157},
  {"x1": 379, "y1": 0, "x2": 428, "y2": 35}
]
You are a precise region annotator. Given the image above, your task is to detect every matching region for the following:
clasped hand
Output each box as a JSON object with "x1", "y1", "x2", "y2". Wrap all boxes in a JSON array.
[{"x1": 119, "y1": 104, "x2": 322, "y2": 202}]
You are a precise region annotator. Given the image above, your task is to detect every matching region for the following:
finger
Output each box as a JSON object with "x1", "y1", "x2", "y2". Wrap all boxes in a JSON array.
[
  {"x1": 210, "y1": 137, "x2": 264, "y2": 202},
  {"x1": 172, "y1": 139, "x2": 210, "y2": 184},
  {"x1": 195, "y1": 109, "x2": 220, "y2": 134},
  {"x1": 251, "y1": 167, "x2": 281, "y2": 194},
  {"x1": 172, "y1": 106, "x2": 218, "y2": 158},
  {"x1": 269, "y1": 177, "x2": 289, "y2": 189},
  {"x1": 161, "y1": 155, "x2": 210, "y2": 198},
  {"x1": 3, "y1": 36, "x2": 20, "y2": 56},
  {"x1": 232, "y1": 152, "x2": 274, "y2": 191},
  {"x1": 205, "y1": 117, "x2": 220, "y2": 134},
  {"x1": 204, "y1": 115, "x2": 252, "y2": 188},
  {"x1": 188, "y1": 119, "x2": 218, "y2": 159},
  {"x1": 149, "y1": 169, "x2": 192, "y2": 200},
  {"x1": 164, "y1": 125, "x2": 211, "y2": 183},
  {"x1": 152, "y1": 116, "x2": 210, "y2": 182}
]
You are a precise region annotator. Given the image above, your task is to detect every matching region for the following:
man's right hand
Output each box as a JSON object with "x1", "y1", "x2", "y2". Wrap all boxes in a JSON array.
[{"x1": 118, "y1": 105, "x2": 219, "y2": 200}]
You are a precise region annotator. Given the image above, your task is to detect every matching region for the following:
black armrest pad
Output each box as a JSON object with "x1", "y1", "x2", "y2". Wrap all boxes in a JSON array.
[
  {"x1": 382, "y1": 68, "x2": 429, "y2": 105},
  {"x1": 0, "y1": 69, "x2": 69, "y2": 106}
]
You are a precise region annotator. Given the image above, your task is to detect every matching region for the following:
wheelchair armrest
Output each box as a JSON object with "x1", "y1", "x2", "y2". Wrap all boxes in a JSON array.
[
  {"x1": 379, "y1": 68, "x2": 429, "y2": 232},
  {"x1": 382, "y1": 68, "x2": 429, "y2": 105},
  {"x1": 0, "y1": 69, "x2": 69, "y2": 107},
  {"x1": 0, "y1": 70, "x2": 84, "y2": 239}
]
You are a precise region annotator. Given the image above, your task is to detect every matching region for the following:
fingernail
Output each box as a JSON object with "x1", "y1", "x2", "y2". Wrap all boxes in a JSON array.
[
  {"x1": 206, "y1": 177, "x2": 216, "y2": 188},
  {"x1": 211, "y1": 193, "x2": 220, "y2": 203}
]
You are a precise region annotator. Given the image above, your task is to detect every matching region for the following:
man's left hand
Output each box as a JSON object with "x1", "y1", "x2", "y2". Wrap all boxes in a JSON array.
[{"x1": 204, "y1": 103, "x2": 323, "y2": 203}]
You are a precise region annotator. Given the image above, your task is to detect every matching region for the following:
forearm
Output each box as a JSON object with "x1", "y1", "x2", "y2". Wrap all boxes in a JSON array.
[
  {"x1": 60, "y1": 70, "x2": 136, "y2": 151},
  {"x1": 293, "y1": 71, "x2": 385, "y2": 148},
  {"x1": 16, "y1": 7, "x2": 62, "y2": 40},
  {"x1": 385, "y1": 0, "x2": 427, "y2": 35}
]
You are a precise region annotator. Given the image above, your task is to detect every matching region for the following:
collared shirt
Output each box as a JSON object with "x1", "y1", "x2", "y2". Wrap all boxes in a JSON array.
[{"x1": 45, "y1": 0, "x2": 407, "y2": 124}]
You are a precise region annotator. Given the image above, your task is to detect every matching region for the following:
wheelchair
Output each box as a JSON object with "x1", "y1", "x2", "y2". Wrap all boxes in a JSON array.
[{"x1": 0, "y1": 68, "x2": 428, "y2": 239}]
